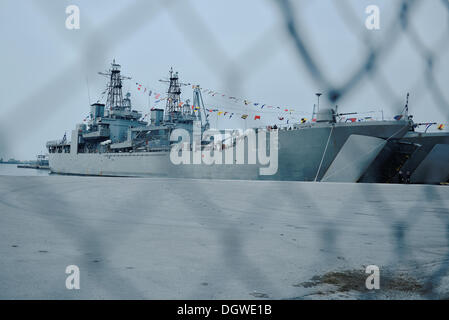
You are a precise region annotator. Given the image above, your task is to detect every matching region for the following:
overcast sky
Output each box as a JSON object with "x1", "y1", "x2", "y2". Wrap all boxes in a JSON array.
[{"x1": 1, "y1": 0, "x2": 448, "y2": 159}]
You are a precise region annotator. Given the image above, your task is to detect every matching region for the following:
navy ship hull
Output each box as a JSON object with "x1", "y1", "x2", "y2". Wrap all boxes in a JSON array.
[{"x1": 49, "y1": 121, "x2": 409, "y2": 181}]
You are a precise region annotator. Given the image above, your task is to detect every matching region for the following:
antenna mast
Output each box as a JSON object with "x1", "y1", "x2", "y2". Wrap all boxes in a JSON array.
[
  {"x1": 98, "y1": 59, "x2": 131, "y2": 110},
  {"x1": 86, "y1": 76, "x2": 91, "y2": 105},
  {"x1": 404, "y1": 92, "x2": 410, "y2": 117},
  {"x1": 192, "y1": 85, "x2": 208, "y2": 125},
  {"x1": 316, "y1": 93, "x2": 322, "y2": 111},
  {"x1": 312, "y1": 92, "x2": 322, "y2": 120},
  {"x1": 159, "y1": 68, "x2": 191, "y2": 121}
]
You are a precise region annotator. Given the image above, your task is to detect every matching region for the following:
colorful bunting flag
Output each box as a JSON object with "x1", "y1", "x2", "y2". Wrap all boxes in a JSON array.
[{"x1": 130, "y1": 82, "x2": 316, "y2": 125}]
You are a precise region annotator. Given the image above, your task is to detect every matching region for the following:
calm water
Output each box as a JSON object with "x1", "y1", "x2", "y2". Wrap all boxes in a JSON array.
[{"x1": 0, "y1": 164, "x2": 50, "y2": 176}]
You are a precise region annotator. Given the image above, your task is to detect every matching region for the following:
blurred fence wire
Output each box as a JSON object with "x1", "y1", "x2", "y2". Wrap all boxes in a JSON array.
[
  {"x1": 1, "y1": 0, "x2": 449, "y2": 299},
  {"x1": 275, "y1": 0, "x2": 449, "y2": 298},
  {"x1": 277, "y1": 0, "x2": 449, "y2": 117}
]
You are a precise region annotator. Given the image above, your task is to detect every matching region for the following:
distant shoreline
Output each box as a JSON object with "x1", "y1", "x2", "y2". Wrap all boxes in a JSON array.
[{"x1": 0, "y1": 161, "x2": 34, "y2": 165}]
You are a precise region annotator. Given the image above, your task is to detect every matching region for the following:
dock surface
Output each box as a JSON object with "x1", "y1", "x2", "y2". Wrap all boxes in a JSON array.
[{"x1": 1, "y1": 176, "x2": 449, "y2": 299}]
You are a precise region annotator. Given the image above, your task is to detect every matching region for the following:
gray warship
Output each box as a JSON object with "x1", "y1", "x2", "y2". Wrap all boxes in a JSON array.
[{"x1": 47, "y1": 60, "x2": 416, "y2": 182}]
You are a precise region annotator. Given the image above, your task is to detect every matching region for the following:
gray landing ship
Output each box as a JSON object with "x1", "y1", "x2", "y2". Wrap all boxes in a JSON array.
[{"x1": 47, "y1": 60, "x2": 414, "y2": 181}]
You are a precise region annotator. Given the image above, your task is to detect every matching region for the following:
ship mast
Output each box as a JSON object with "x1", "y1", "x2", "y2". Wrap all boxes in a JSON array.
[
  {"x1": 99, "y1": 59, "x2": 131, "y2": 111},
  {"x1": 159, "y1": 68, "x2": 190, "y2": 121},
  {"x1": 192, "y1": 85, "x2": 208, "y2": 125}
]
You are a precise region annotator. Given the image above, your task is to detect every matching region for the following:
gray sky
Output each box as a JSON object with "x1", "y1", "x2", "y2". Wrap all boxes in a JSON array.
[{"x1": 1, "y1": 0, "x2": 448, "y2": 159}]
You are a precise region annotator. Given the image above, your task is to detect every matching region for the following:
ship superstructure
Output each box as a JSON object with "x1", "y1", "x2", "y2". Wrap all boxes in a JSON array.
[{"x1": 48, "y1": 60, "x2": 148, "y2": 154}]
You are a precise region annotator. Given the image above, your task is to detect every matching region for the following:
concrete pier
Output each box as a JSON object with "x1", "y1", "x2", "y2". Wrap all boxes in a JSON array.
[{"x1": 1, "y1": 176, "x2": 449, "y2": 299}]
